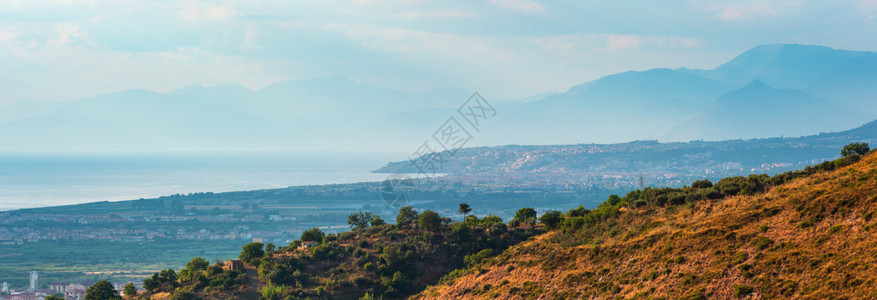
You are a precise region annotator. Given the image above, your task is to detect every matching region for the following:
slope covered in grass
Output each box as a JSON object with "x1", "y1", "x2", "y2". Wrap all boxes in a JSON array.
[{"x1": 422, "y1": 151, "x2": 877, "y2": 299}]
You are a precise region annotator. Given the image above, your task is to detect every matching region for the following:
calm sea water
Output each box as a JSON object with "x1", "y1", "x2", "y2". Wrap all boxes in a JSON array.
[{"x1": 0, "y1": 152, "x2": 406, "y2": 211}]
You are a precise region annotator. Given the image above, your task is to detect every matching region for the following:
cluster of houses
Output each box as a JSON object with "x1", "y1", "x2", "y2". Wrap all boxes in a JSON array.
[
  {"x1": 0, "y1": 281, "x2": 139, "y2": 300},
  {"x1": 0, "y1": 281, "x2": 88, "y2": 300}
]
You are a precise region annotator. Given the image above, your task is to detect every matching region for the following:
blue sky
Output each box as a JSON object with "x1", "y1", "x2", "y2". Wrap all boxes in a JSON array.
[{"x1": 1, "y1": 0, "x2": 876, "y2": 106}]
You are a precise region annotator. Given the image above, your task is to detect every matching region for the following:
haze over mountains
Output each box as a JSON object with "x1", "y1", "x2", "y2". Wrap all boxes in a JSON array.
[{"x1": 1, "y1": 44, "x2": 875, "y2": 152}]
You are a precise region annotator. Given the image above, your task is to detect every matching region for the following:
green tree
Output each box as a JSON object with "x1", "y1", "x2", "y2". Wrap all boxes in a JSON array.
[
  {"x1": 348, "y1": 211, "x2": 374, "y2": 230},
  {"x1": 458, "y1": 203, "x2": 472, "y2": 219},
  {"x1": 842, "y1": 142, "x2": 870, "y2": 156},
  {"x1": 265, "y1": 243, "x2": 276, "y2": 255},
  {"x1": 480, "y1": 214, "x2": 503, "y2": 226},
  {"x1": 515, "y1": 207, "x2": 537, "y2": 220},
  {"x1": 691, "y1": 179, "x2": 713, "y2": 189},
  {"x1": 417, "y1": 210, "x2": 441, "y2": 231},
  {"x1": 142, "y1": 274, "x2": 159, "y2": 292},
  {"x1": 158, "y1": 269, "x2": 177, "y2": 284},
  {"x1": 396, "y1": 206, "x2": 419, "y2": 226},
  {"x1": 239, "y1": 242, "x2": 265, "y2": 264},
  {"x1": 123, "y1": 283, "x2": 137, "y2": 298},
  {"x1": 85, "y1": 280, "x2": 121, "y2": 300},
  {"x1": 539, "y1": 210, "x2": 564, "y2": 229},
  {"x1": 185, "y1": 257, "x2": 209, "y2": 271},
  {"x1": 371, "y1": 215, "x2": 386, "y2": 227},
  {"x1": 301, "y1": 227, "x2": 325, "y2": 243},
  {"x1": 46, "y1": 296, "x2": 65, "y2": 300}
]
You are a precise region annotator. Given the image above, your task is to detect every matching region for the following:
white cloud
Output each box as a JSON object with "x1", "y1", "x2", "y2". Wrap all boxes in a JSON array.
[
  {"x1": 177, "y1": 1, "x2": 238, "y2": 21},
  {"x1": 326, "y1": 23, "x2": 513, "y2": 59},
  {"x1": 51, "y1": 23, "x2": 86, "y2": 46},
  {"x1": 241, "y1": 25, "x2": 260, "y2": 49},
  {"x1": 692, "y1": 0, "x2": 801, "y2": 21},
  {"x1": 0, "y1": 26, "x2": 22, "y2": 43},
  {"x1": 863, "y1": 0, "x2": 877, "y2": 18},
  {"x1": 490, "y1": 0, "x2": 545, "y2": 13},
  {"x1": 534, "y1": 34, "x2": 699, "y2": 52},
  {"x1": 605, "y1": 35, "x2": 641, "y2": 50},
  {"x1": 398, "y1": 9, "x2": 475, "y2": 18}
]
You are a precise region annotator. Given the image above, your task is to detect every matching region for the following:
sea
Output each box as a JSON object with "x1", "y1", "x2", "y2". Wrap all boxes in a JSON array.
[{"x1": 0, "y1": 151, "x2": 409, "y2": 211}]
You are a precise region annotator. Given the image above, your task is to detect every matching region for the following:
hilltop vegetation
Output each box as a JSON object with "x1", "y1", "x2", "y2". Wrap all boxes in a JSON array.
[
  {"x1": 134, "y1": 207, "x2": 541, "y2": 299},
  {"x1": 423, "y1": 145, "x2": 877, "y2": 299}
]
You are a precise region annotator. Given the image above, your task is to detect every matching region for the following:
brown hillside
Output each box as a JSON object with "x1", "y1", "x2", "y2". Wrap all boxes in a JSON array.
[{"x1": 421, "y1": 152, "x2": 877, "y2": 299}]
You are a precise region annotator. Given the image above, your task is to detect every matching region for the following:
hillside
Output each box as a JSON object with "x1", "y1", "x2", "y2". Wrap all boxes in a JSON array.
[
  {"x1": 421, "y1": 149, "x2": 877, "y2": 299},
  {"x1": 134, "y1": 209, "x2": 541, "y2": 300}
]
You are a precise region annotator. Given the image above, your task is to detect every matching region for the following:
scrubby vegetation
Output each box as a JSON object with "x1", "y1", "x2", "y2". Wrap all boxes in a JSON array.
[
  {"x1": 424, "y1": 144, "x2": 877, "y2": 299},
  {"x1": 135, "y1": 205, "x2": 540, "y2": 299}
]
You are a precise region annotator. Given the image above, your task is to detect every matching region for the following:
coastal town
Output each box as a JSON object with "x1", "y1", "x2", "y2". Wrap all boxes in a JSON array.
[{"x1": 1, "y1": 271, "x2": 141, "y2": 300}]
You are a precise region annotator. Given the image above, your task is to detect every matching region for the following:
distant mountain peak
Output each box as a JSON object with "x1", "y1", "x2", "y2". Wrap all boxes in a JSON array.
[
  {"x1": 703, "y1": 43, "x2": 871, "y2": 89},
  {"x1": 743, "y1": 79, "x2": 770, "y2": 89},
  {"x1": 748, "y1": 43, "x2": 835, "y2": 52}
]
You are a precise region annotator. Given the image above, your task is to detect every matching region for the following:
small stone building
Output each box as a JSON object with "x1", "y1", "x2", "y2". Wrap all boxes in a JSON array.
[
  {"x1": 223, "y1": 259, "x2": 244, "y2": 271},
  {"x1": 300, "y1": 241, "x2": 318, "y2": 250}
]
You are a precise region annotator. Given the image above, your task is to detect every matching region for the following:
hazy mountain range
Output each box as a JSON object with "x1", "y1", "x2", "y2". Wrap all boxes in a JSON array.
[{"x1": 1, "y1": 44, "x2": 875, "y2": 152}]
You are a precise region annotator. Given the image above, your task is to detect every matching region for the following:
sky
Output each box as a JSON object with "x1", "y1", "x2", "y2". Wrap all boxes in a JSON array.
[{"x1": 1, "y1": 0, "x2": 876, "y2": 107}]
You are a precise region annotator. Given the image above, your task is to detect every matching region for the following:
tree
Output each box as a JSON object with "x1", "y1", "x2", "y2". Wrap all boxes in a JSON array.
[
  {"x1": 301, "y1": 227, "x2": 325, "y2": 243},
  {"x1": 539, "y1": 210, "x2": 564, "y2": 229},
  {"x1": 691, "y1": 179, "x2": 713, "y2": 189},
  {"x1": 265, "y1": 243, "x2": 276, "y2": 255},
  {"x1": 46, "y1": 296, "x2": 65, "y2": 300},
  {"x1": 417, "y1": 210, "x2": 441, "y2": 232},
  {"x1": 396, "y1": 206, "x2": 419, "y2": 226},
  {"x1": 158, "y1": 269, "x2": 177, "y2": 284},
  {"x1": 123, "y1": 283, "x2": 137, "y2": 298},
  {"x1": 479, "y1": 214, "x2": 503, "y2": 226},
  {"x1": 842, "y1": 142, "x2": 870, "y2": 157},
  {"x1": 239, "y1": 242, "x2": 265, "y2": 264},
  {"x1": 371, "y1": 215, "x2": 386, "y2": 227},
  {"x1": 85, "y1": 280, "x2": 121, "y2": 300},
  {"x1": 143, "y1": 274, "x2": 159, "y2": 292},
  {"x1": 348, "y1": 211, "x2": 375, "y2": 230},
  {"x1": 185, "y1": 257, "x2": 209, "y2": 271},
  {"x1": 514, "y1": 207, "x2": 537, "y2": 220},
  {"x1": 458, "y1": 203, "x2": 472, "y2": 219}
]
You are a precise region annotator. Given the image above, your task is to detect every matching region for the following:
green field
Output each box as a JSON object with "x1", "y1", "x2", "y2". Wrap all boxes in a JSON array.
[{"x1": 0, "y1": 239, "x2": 243, "y2": 290}]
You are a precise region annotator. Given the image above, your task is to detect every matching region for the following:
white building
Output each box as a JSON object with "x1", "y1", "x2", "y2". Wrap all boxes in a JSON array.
[{"x1": 29, "y1": 271, "x2": 37, "y2": 291}]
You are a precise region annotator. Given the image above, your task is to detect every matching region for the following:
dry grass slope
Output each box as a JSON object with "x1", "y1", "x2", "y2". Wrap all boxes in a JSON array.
[{"x1": 421, "y1": 152, "x2": 877, "y2": 299}]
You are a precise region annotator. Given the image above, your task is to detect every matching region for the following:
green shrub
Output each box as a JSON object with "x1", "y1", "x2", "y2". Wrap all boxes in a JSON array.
[
  {"x1": 258, "y1": 284, "x2": 286, "y2": 300},
  {"x1": 464, "y1": 249, "x2": 495, "y2": 267},
  {"x1": 751, "y1": 236, "x2": 774, "y2": 250},
  {"x1": 734, "y1": 285, "x2": 753, "y2": 297},
  {"x1": 799, "y1": 220, "x2": 814, "y2": 229},
  {"x1": 538, "y1": 210, "x2": 564, "y2": 229},
  {"x1": 353, "y1": 275, "x2": 373, "y2": 287}
]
